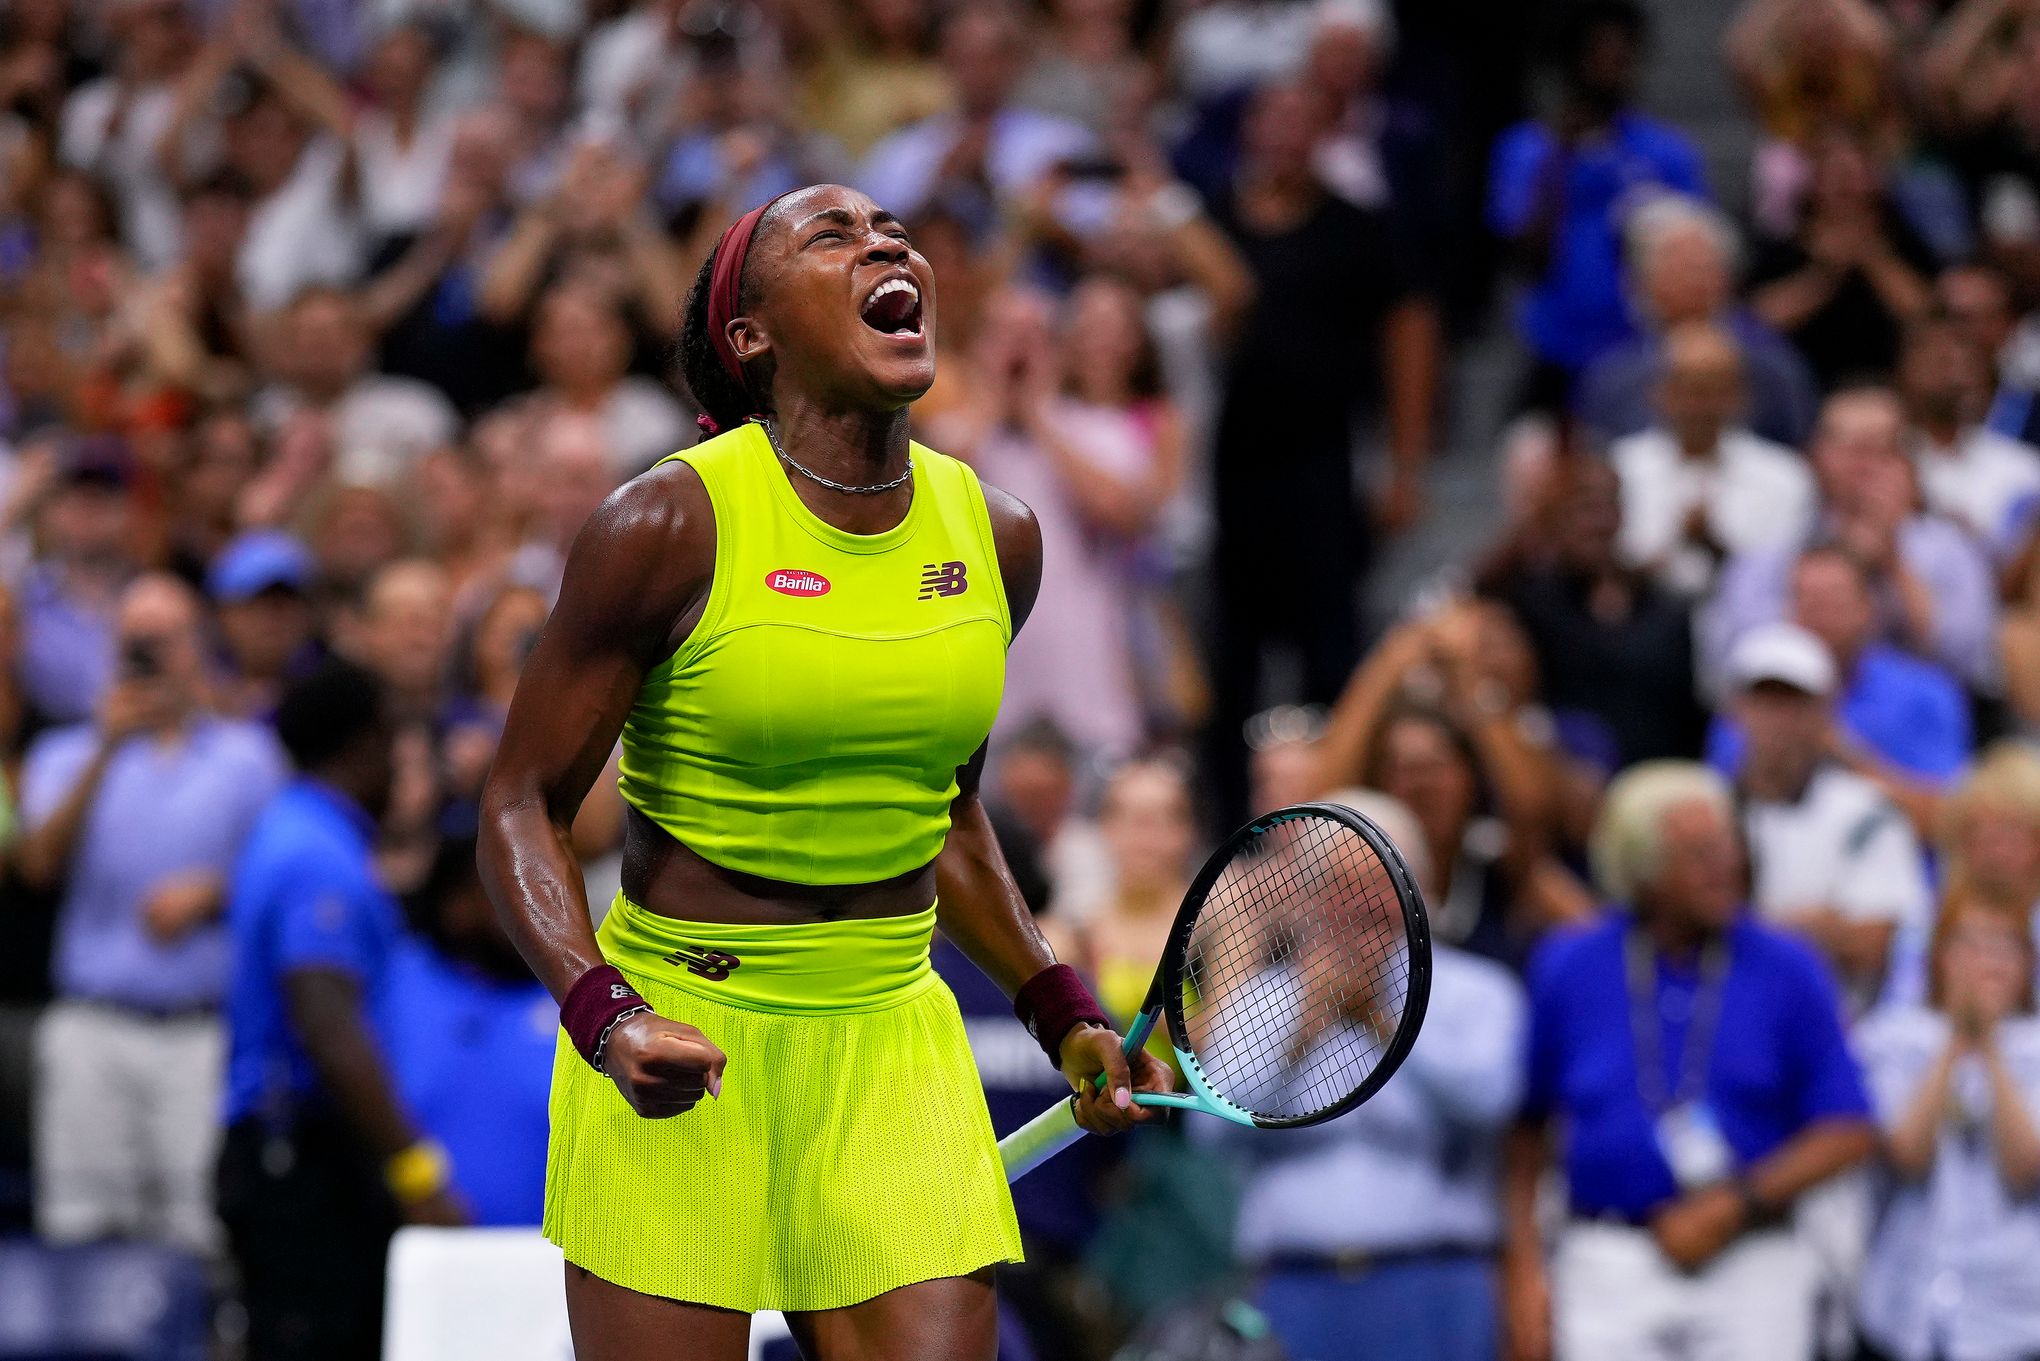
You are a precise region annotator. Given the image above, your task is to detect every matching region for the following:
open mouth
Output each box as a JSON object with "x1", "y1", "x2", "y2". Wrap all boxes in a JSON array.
[{"x1": 860, "y1": 277, "x2": 924, "y2": 337}]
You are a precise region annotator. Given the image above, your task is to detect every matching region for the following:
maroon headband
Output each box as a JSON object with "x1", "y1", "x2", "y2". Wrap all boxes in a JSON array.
[{"x1": 706, "y1": 192, "x2": 794, "y2": 394}]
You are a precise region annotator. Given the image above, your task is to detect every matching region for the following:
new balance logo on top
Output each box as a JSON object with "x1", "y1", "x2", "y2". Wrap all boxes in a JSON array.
[
  {"x1": 664, "y1": 946, "x2": 742, "y2": 982},
  {"x1": 608, "y1": 983, "x2": 633, "y2": 1000},
  {"x1": 919, "y1": 561, "x2": 968, "y2": 599}
]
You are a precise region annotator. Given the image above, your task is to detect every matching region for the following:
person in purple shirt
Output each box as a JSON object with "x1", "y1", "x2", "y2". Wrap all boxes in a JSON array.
[
  {"x1": 17, "y1": 573, "x2": 286, "y2": 1256},
  {"x1": 1488, "y1": 0, "x2": 1708, "y2": 409}
]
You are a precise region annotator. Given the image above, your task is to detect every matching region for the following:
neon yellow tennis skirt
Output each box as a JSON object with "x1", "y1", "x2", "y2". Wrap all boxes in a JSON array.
[{"x1": 543, "y1": 893, "x2": 1023, "y2": 1313}]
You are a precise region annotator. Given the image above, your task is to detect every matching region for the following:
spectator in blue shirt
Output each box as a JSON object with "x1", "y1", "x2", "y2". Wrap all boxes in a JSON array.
[
  {"x1": 382, "y1": 835, "x2": 553, "y2": 1227},
  {"x1": 18, "y1": 572, "x2": 285, "y2": 1256},
  {"x1": 1501, "y1": 762, "x2": 1874, "y2": 1361},
  {"x1": 1487, "y1": 0, "x2": 1708, "y2": 410},
  {"x1": 218, "y1": 660, "x2": 466, "y2": 1361},
  {"x1": 1707, "y1": 545, "x2": 1972, "y2": 795}
]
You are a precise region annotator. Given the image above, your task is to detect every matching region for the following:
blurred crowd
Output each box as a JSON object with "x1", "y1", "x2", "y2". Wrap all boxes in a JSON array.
[{"x1": 14, "y1": 0, "x2": 2040, "y2": 1359}]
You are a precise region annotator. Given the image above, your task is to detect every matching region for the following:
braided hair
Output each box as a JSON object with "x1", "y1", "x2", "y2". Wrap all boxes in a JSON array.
[{"x1": 677, "y1": 199, "x2": 795, "y2": 439}]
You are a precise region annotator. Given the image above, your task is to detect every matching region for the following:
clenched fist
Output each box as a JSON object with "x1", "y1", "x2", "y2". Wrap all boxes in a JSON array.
[{"x1": 601, "y1": 1012, "x2": 728, "y2": 1118}]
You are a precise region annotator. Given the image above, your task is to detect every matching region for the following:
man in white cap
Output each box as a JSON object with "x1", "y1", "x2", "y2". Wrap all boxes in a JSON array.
[{"x1": 1722, "y1": 622, "x2": 1931, "y2": 1008}]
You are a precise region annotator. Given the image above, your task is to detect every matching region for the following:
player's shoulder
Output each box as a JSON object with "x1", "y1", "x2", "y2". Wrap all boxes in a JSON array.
[{"x1": 561, "y1": 451, "x2": 717, "y2": 616}]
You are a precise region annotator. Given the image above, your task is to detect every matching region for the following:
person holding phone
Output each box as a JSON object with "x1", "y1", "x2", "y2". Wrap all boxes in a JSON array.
[
  {"x1": 479, "y1": 183, "x2": 1169, "y2": 1361},
  {"x1": 19, "y1": 572, "x2": 286, "y2": 1256}
]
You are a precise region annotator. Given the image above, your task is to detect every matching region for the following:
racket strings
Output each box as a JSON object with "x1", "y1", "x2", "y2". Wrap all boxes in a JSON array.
[{"x1": 1179, "y1": 816, "x2": 1414, "y2": 1122}]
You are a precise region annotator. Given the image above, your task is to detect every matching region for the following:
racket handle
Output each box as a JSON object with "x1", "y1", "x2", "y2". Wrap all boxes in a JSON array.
[{"x1": 999, "y1": 1097, "x2": 1085, "y2": 1183}]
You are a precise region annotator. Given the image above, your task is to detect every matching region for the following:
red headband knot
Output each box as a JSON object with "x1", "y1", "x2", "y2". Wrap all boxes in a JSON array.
[{"x1": 706, "y1": 195, "x2": 787, "y2": 392}]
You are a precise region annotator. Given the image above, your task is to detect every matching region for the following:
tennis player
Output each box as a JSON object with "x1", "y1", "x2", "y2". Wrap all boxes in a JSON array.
[{"x1": 478, "y1": 183, "x2": 1172, "y2": 1360}]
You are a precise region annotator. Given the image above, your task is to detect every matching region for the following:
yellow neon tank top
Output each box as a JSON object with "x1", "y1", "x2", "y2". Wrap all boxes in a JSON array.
[{"x1": 618, "y1": 423, "x2": 1010, "y2": 886}]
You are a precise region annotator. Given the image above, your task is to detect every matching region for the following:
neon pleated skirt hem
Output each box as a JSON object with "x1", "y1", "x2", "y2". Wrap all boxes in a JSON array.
[{"x1": 543, "y1": 904, "x2": 1023, "y2": 1314}]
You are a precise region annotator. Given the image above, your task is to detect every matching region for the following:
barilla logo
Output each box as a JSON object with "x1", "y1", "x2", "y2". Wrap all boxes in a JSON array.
[{"x1": 765, "y1": 569, "x2": 830, "y2": 597}]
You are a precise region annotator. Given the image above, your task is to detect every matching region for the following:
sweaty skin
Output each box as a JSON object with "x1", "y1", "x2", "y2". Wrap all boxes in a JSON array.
[{"x1": 478, "y1": 184, "x2": 1169, "y2": 1361}]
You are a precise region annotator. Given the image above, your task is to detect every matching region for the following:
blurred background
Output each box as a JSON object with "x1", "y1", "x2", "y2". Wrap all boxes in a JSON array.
[{"x1": 6, "y1": 0, "x2": 2040, "y2": 1357}]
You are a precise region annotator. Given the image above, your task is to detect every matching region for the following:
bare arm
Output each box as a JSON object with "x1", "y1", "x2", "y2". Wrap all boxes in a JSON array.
[
  {"x1": 153, "y1": 39, "x2": 236, "y2": 192},
  {"x1": 478, "y1": 465, "x2": 710, "y2": 1001},
  {"x1": 478, "y1": 464, "x2": 731, "y2": 1119},
  {"x1": 285, "y1": 967, "x2": 464, "y2": 1223},
  {"x1": 1381, "y1": 296, "x2": 1442, "y2": 526},
  {"x1": 1884, "y1": 1037, "x2": 1958, "y2": 1177},
  {"x1": 16, "y1": 743, "x2": 118, "y2": 890},
  {"x1": 1501, "y1": 1119, "x2": 1555, "y2": 1361},
  {"x1": 1724, "y1": 0, "x2": 1796, "y2": 102},
  {"x1": 1314, "y1": 619, "x2": 1432, "y2": 792},
  {"x1": 1859, "y1": 239, "x2": 1934, "y2": 324},
  {"x1": 1165, "y1": 213, "x2": 1255, "y2": 340},
  {"x1": 934, "y1": 484, "x2": 1170, "y2": 1130},
  {"x1": 1750, "y1": 260, "x2": 1849, "y2": 334},
  {"x1": 18, "y1": 686, "x2": 149, "y2": 889},
  {"x1": 1746, "y1": 1117, "x2": 1878, "y2": 1207},
  {"x1": 360, "y1": 222, "x2": 470, "y2": 339},
  {"x1": 247, "y1": 38, "x2": 353, "y2": 147},
  {"x1": 616, "y1": 214, "x2": 688, "y2": 338},
  {"x1": 934, "y1": 484, "x2": 1051, "y2": 997},
  {"x1": 1922, "y1": 0, "x2": 2024, "y2": 127},
  {"x1": 287, "y1": 968, "x2": 430, "y2": 1158},
  {"x1": 476, "y1": 205, "x2": 564, "y2": 326},
  {"x1": 1983, "y1": 1038, "x2": 2040, "y2": 1194},
  {"x1": 1829, "y1": 736, "x2": 1945, "y2": 838}
]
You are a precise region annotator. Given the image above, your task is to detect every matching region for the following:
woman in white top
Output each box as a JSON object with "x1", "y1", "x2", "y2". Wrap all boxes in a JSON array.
[{"x1": 1856, "y1": 901, "x2": 2040, "y2": 1361}]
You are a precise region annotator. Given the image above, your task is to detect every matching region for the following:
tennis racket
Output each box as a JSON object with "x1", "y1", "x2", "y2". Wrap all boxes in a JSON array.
[{"x1": 1000, "y1": 801, "x2": 1432, "y2": 1182}]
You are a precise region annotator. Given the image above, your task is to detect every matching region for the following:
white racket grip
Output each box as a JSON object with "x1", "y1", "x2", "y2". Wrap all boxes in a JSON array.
[{"x1": 999, "y1": 1096, "x2": 1085, "y2": 1183}]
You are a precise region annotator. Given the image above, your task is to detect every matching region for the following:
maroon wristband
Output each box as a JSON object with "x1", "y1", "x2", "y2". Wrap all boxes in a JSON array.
[
  {"x1": 1013, "y1": 963, "x2": 1111, "y2": 1066},
  {"x1": 562, "y1": 964, "x2": 647, "y2": 1068}
]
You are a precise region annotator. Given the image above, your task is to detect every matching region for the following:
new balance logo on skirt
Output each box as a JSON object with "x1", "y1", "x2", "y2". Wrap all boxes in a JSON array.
[
  {"x1": 664, "y1": 946, "x2": 742, "y2": 981},
  {"x1": 919, "y1": 561, "x2": 968, "y2": 599}
]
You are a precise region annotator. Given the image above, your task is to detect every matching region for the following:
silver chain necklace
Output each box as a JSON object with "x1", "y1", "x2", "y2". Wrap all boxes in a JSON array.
[{"x1": 760, "y1": 419, "x2": 913, "y2": 496}]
